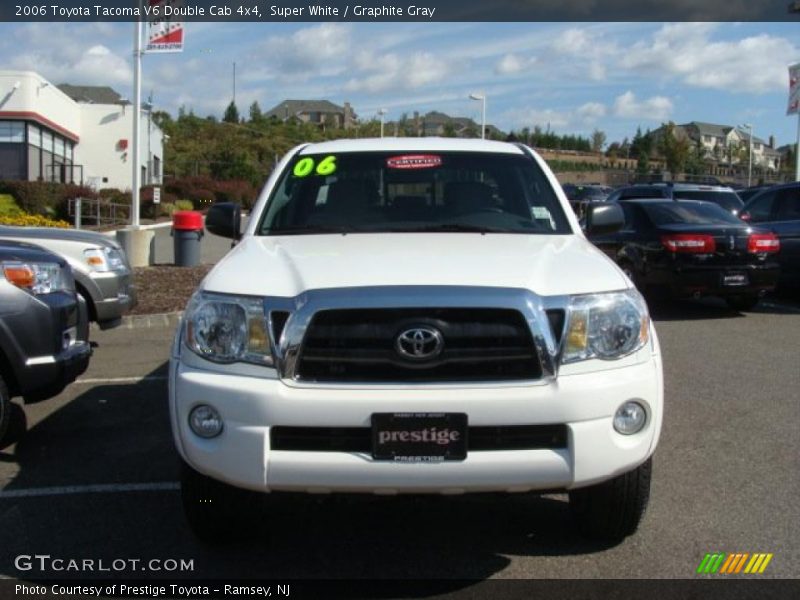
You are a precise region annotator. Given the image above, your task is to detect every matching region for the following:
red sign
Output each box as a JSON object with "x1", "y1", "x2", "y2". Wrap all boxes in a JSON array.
[{"x1": 386, "y1": 155, "x2": 443, "y2": 170}]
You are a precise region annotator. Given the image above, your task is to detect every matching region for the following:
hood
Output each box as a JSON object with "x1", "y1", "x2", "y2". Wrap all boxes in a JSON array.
[
  {"x1": 0, "y1": 239, "x2": 65, "y2": 264},
  {"x1": 0, "y1": 226, "x2": 120, "y2": 249},
  {"x1": 202, "y1": 233, "x2": 629, "y2": 298}
]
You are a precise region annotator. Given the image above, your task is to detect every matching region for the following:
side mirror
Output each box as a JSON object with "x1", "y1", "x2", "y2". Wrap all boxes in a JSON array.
[
  {"x1": 206, "y1": 202, "x2": 242, "y2": 240},
  {"x1": 585, "y1": 202, "x2": 624, "y2": 236}
]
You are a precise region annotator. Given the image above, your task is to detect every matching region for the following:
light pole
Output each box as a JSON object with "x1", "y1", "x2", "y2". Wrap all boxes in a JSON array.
[
  {"x1": 377, "y1": 108, "x2": 387, "y2": 138},
  {"x1": 469, "y1": 93, "x2": 486, "y2": 139},
  {"x1": 740, "y1": 123, "x2": 754, "y2": 187}
]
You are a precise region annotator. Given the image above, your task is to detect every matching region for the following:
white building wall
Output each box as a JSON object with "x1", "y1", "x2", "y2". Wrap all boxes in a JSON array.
[
  {"x1": 75, "y1": 104, "x2": 164, "y2": 191},
  {"x1": 0, "y1": 71, "x2": 81, "y2": 140}
]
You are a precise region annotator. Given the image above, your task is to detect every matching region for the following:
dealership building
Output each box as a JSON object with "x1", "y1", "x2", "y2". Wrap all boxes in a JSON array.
[{"x1": 0, "y1": 70, "x2": 163, "y2": 190}]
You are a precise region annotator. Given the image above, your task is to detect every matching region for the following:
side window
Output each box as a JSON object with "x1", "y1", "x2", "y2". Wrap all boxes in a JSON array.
[
  {"x1": 774, "y1": 188, "x2": 800, "y2": 221},
  {"x1": 746, "y1": 191, "x2": 776, "y2": 222}
]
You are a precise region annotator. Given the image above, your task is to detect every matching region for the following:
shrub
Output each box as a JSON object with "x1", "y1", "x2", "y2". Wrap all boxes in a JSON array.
[
  {"x1": 140, "y1": 185, "x2": 179, "y2": 219},
  {"x1": 175, "y1": 199, "x2": 194, "y2": 211},
  {"x1": 0, "y1": 214, "x2": 71, "y2": 228},
  {"x1": 158, "y1": 202, "x2": 176, "y2": 218},
  {"x1": 0, "y1": 181, "x2": 97, "y2": 220},
  {"x1": 0, "y1": 194, "x2": 24, "y2": 218}
]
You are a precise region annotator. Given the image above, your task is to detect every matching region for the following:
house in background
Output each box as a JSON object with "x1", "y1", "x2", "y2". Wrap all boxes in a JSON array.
[
  {"x1": 0, "y1": 70, "x2": 164, "y2": 190},
  {"x1": 264, "y1": 99, "x2": 357, "y2": 129},
  {"x1": 669, "y1": 121, "x2": 782, "y2": 171}
]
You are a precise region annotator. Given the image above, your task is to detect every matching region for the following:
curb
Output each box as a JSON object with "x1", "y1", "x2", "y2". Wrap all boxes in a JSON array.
[{"x1": 91, "y1": 311, "x2": 183, "y2": 331}]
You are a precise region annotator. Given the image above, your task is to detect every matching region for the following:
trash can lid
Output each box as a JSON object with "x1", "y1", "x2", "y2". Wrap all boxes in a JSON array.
[{"x1": 173, "y1": 211, "x2": 204, "y2": 230}]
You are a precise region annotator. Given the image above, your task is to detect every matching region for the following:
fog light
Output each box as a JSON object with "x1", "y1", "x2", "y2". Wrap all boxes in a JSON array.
[
  {"x1": 613, "y1": 401, "x2": 646, "y2": 435},
  {"x1": 189, "y1": 405, "x2": 223, "y2": 438}
]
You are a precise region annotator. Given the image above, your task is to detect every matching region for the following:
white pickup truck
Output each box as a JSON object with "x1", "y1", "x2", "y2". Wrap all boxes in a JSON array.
[{"x1": 169, "y1": 138, "x2": 663, "y2": 543}]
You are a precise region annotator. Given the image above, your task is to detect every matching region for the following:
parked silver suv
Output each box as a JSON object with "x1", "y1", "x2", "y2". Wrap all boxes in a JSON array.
[{"x1": 0, "y1": 226, "x2": 137, "y2": 329}]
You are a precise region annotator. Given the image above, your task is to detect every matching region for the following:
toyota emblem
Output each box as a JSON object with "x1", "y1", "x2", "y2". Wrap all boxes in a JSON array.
[{"x1": 395, "y1": 326, "x2": 444, "y2": 360}]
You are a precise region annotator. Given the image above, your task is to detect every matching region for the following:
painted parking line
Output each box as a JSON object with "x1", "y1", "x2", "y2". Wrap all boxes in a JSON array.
[
  {"x1": 73, "y1": 375, "x2": 169, "y2": 385},
  {"x1": 0, "y1": 482, "x2": 179, "y2": 499}
]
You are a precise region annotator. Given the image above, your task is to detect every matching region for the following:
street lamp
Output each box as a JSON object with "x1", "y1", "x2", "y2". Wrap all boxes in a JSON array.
[
  {"x1": 469, "y1": 93, "x2": 486, "y2": 139},
  {"x1": 740, "y1": 123, "x2": 754, "y2": 187},
  {"x1": 377, "y1": 108, "x2": 388, "y2": 138}
]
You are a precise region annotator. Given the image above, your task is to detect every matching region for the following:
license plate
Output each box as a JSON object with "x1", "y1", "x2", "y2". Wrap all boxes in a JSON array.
[
  {"x1": 723, "y1": 272, "x2": 749, "y2": 287},
  {"x1": 372, "y1": 413, "x2": 467, "y2": 462}
]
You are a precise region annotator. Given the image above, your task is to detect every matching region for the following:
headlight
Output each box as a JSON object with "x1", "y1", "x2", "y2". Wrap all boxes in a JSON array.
[
  {"x1": 1, "y1": 261, "x2": 73, "y2": 295},
  {"x1": 84, "y1": 246, "x2": 127, "y2": 272},
  {"x1": 562, "y1": 290, "x2": 649, "y2": 364},
  {"x1": 184, "y1": 292, "x2": 272, "y2": 366}
]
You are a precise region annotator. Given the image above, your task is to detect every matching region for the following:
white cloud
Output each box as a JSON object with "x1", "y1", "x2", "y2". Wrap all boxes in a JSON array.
[
  {"x1": 588, "y1": 61, "x2": 606, "y2": 81},
  {"x1": 577, "y1": 102, "x2": 607, "y2": 121},
  {"x1": 260, "y1": 23, "x2": 352, "y2": 80},
  {"x1": 620, "y1": 23, "x2": 797, "y2": 94},
  {"x1": 10, "y1": 43, "x2": 131, "y2": 86},
  {"x1": 345, "y1": 51, "x2": 453, "y2": 93},
  {"x1": 494, "y1": 53, "x2": 537, "y2": 75},
  {"x1": 553, "y1": 28, "x2": 591, "y2": 56},
  {"x1": 613, "y1": 91, "x2": 673, "y2": 121},
  {"x1": 502, "y1": 107, "x2": 571, "y2": 129}
]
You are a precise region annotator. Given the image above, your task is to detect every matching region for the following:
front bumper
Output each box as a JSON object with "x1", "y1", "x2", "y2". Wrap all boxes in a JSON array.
[
  {"x1": 170, "y1": 347, "x2": 663, "y2": 495},
  {"x1": 91, "y1": 270, "x2": 137, "y2": 325}
]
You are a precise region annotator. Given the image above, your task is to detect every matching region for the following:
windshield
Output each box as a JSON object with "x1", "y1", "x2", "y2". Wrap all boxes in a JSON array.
[
  {"x1": 642, "y1": 202, "x2": 745, "y2": 226},
  {"x1": 672, "y1": 190, "x2": 743, "y2": 212},
  {"x1": 257, "y1": 151, "x2": 572, "y2": 235}
]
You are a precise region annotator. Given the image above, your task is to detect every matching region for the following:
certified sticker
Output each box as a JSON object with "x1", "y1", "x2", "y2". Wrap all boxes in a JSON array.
[{"x1": 386, "y1": 155, "x2": 442, "y2": 170}]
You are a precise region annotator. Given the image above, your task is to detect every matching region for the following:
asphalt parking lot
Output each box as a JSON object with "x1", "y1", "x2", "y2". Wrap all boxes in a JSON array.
[{"x1": 0, "y1": 294, "x2": 798, "y2": 583}]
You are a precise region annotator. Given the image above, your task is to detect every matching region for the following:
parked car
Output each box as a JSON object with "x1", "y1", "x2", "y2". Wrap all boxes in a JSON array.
[
  {"x1": 589, "y1": 198, "x2": 780, "y2": 310},
  {"x1": 0, "y1": 226, "x2": 137, "y2": 329},
  {"x1": 739, "y1": 181, "x2": 800, "y2": 288},
  {"x1": 562, "y1": 184, "x2": 612, "y2": 218},
  {"x1": 607, "y1": 183, "x2": 744, "y2": 214},
  {"x1": 171, "y1": 138, "x2": 663, "y2": 543},
  {"x1": 736, "y1": 185, "x2": 772, "y2": 204},
  {"x1": 0, "y1": 239, "x2": 92, "y2": 442}
]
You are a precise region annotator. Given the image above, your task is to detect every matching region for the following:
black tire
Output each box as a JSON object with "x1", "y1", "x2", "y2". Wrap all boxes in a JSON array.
[
  {"x1": 0, "y1": 374, "x2": 9, "y2": 445},
  {"x1": 180, "y1": 459, "x2": 261, "y2": 543},
  {"x1": 569, "y1": 457, "x2": 652, "y2": 542},
  {"x1": 726, "y1": 295, "x2": 760, "y2": 312}
]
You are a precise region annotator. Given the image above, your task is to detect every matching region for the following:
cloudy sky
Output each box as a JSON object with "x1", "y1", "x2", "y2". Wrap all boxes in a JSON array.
[{"x1": 1, "y1": 21, "x2": 798, "y2": 146}]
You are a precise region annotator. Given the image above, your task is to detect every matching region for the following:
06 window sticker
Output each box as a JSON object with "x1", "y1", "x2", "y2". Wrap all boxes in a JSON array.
[{"x1": 292, "y1": 155, "x2": 338, "y2": 177}]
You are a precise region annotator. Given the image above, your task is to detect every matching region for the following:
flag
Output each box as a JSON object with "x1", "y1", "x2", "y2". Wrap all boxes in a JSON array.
[
  {"x1": 789, "y1": 62, "x2": 800, "y2": 115},
  {"x1": 145, "y1": 0, "x2": 184, "y2": 53}
]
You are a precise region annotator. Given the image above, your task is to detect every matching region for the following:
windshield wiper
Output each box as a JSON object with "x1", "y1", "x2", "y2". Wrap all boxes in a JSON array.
[
  {"x1": 266, "y1": 225, "x2": 355, "y2": 235},
  {"x1": 397, "y1": 224, "x2": 521, "y2": 234}
]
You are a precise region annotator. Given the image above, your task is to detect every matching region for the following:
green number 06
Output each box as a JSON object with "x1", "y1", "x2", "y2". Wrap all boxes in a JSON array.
[{"x1": 292, "y1": 155, "x2": 337, "y2": 178}]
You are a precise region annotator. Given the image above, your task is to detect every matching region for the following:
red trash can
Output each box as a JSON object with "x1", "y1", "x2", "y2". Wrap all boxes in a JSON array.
[{"x1": 172, "y1": 211, "x2": 204, "y2": 267}]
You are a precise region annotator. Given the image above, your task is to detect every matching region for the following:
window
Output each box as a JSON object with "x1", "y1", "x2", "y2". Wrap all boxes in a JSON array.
[
  {"x1": 642, "y1": 202, "x2": 744, "y2": 226},
  {"x1": 54, "y1": 137, "x2": 66, "y2": 158},
  {"x1": 745, "y1": 191, "x2": 776, "y2": 222},
  {"x1": 259, "y1": 151, "x2": 572, "y2": 235},
  {"x1": 27, "y1": 124, "x2": 41, "y2": 148},
  {"x1": 0, "y1": 121, "x2": 25, "y2": 143},
  {"x1": 42, "y1": 130, "x2": 54, "y2": 153},
  {"x1": 775, "y1": 187, "x2": 800, "y2": 221},
  {"x1": 153, "y1": 155, "x2": 161, "y2": 179}
]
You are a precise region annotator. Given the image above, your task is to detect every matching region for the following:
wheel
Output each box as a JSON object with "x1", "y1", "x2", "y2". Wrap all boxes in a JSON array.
[
  {"x1": 180, "y1": 459, "x2": 261, "y2": 543},
  {"x1": 726, "y1": 295, "x2": 760, "y2": 312},
  {"x1": 0, "y1": 374, "x2": 9, "y2": 445},
  {"x1": 569, "y1": 457, "x2": 652, "y2": 542}
]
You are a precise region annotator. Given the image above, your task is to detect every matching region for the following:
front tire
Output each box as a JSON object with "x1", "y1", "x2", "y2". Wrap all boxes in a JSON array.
[
  {"x1": 180, "y1": 459, "x2": 261, "y2": 543},
  {"x1": 569, "y1": 457, "x2": 652, "y2": 542},
  {"x1": 726, "y1": 294, "x2": 760, "y2": 312}
]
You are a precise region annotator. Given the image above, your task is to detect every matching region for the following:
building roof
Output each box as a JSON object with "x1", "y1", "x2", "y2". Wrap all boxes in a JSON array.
[
  {"x1": 57, "y1": 84, "x2": 123, "y2": 104},
  {"x1": 265, "y1": 99, "x2": 345, "y2": 118},
  {"x1": 683, "y1": 121, "x2": 733, "y2": 138}
]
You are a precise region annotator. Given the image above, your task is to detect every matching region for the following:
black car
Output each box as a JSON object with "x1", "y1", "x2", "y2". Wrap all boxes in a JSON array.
[
  {"x1": 562, "y1": 184, "x2": 611, "y2": 218},
  {"x1": 739, "y1": 182, "x2": 800, "y2": 288},
  {"x1": 0, "y1": 240, "x2": 92, "y2": 442},
  {"x1": 607, "y1": 183, "x2": 744, "y2": 214},
  {"x1": 589, "y1": 199, "x2": 780, "y2": 310},
  {"x1": 737, "y1": 185, "x2": 771, "y2": 204}
]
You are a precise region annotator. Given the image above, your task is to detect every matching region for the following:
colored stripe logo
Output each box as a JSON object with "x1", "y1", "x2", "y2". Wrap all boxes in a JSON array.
[{"x1": 697, "y1": 552, "x2": 773, "y2": 574}]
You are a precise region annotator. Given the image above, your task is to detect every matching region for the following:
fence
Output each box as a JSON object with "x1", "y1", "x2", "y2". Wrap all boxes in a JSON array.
[{"x1": 67, "y1": 197, "x2": 130, "y2": 230}]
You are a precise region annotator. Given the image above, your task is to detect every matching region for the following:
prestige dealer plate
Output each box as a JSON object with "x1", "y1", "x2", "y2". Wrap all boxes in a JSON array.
[{"x1": 372, "y1": 413, "x2": 468, "y2": 462}]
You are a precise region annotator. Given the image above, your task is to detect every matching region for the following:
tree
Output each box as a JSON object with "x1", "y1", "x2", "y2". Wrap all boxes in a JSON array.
[
  {"x1": 657, "y1": 122, "x2": 691, "y2": 175},
  {"x1": 443, "y1": 122, "x2": 457, "y2": 138},
  {"x1": 223, "y1": 101, "x2": 240, "y2": 124},
  {"x1": 249, "y1": 101, "x2": 263, "y2": 124},
  {"x1": 591, "y1": 129, "x2": 607, "y2": 153}
]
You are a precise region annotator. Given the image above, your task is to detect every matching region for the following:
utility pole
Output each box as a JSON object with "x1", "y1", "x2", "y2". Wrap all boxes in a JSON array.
[
  {"x1": 132, "y1": 18, "x2": 142, "y2": 227},
  {"x1": 233, "y1": 61, "x2": 236, "y2": 105}
]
